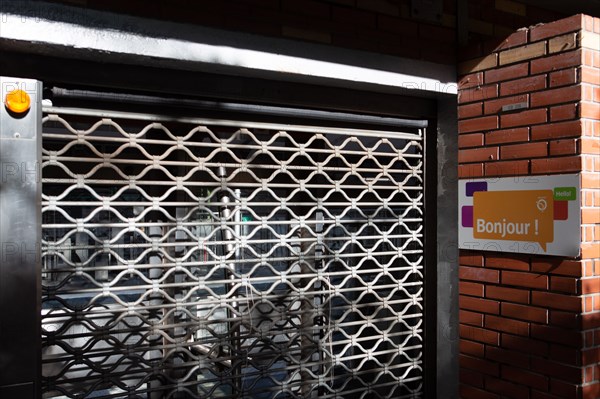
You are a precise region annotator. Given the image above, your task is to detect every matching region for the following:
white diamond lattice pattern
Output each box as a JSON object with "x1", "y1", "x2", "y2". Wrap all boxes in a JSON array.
[{"x1": 41, "y1": 111, "x2": 425, "y2": 399}]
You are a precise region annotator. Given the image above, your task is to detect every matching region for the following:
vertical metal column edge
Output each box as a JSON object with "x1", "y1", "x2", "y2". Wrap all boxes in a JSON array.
[
  {"x1": 0, "y1": 76, "x2": 42, "y2": 399},
  {"x1": 435, "y1": 97, "x2": 459, "y2": 399},
  {"x1": 424, "y1": 119, "x2": 438, "y2": 399}
]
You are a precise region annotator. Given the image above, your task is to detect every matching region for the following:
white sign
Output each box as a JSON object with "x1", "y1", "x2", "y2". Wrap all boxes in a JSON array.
[{"x1": 459, "y1": 174, "x2": 581, "y2": 257}]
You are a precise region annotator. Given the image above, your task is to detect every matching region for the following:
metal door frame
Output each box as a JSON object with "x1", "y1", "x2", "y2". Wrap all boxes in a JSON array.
[{"x1": 0, "y1": 79, "x2": 457, "y2": 399}]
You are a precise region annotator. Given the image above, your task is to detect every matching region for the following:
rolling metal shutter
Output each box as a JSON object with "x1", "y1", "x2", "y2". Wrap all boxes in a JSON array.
[{"x1": 41, "y1": 103, "x2": 426, "y2": 398}]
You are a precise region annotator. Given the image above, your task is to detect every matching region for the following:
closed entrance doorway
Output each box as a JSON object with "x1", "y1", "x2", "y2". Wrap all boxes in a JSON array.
[{"x1": 38, "y1": 91, "x2": 428, "y2": 398}]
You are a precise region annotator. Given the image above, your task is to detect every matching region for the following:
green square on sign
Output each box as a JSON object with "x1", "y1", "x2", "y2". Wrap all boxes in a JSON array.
[{"x1": 553, "y1": 187, "x2": 576, "y2": 201}]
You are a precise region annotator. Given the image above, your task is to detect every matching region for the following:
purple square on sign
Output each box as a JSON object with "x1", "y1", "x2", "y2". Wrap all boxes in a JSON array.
[
  {"x1": 462, "y1": 206, "x2": 474, "y2": 228},
  {"x1": 466, "y1": 181, "x2": 488, "y2": 197}
]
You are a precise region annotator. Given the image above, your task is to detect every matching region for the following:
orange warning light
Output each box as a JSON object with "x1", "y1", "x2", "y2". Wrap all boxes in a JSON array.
[{"x1": 5, "y1": 89, "x2": 31, "y2": 114}]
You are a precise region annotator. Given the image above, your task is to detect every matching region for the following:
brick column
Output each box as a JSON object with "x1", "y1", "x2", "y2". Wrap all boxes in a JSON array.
[
  {"x1": 580, "y1": 15, "x2": 600, "y2": 399},
  {"x1": 457, "y1": 14, "x2": 600, "y2": 399}
]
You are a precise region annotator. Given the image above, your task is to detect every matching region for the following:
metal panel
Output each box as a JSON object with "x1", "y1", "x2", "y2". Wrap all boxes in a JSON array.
[
  {"x1": 41, "y1": 106, "x2": 426, "y2": 398},
  {"x1": 0, "y1": 76, "x2": 42, "y2": 398},
  {"x1": 0, "y1": 51, "x2": 438, "y2": 120},
  {"x1": 0, "y1": 1, "x2": 457, "y2": 96},
  {"x1": 411, "y1": 0, "x2": 444, "y2": 23}
]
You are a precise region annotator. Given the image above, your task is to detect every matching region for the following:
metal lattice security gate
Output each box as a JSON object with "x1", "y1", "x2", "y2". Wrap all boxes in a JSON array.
[{"x1": 40, "y1": 105, "x2": 426, "y2": 399}]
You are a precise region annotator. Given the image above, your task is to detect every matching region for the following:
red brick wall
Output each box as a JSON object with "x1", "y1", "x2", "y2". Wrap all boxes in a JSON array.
[
  {"x1": 458, "y1": 14, "x2": 600, "y2": 399},
  {"x1": 581, "y1": 14, "x2": 600, "y2": 399}
]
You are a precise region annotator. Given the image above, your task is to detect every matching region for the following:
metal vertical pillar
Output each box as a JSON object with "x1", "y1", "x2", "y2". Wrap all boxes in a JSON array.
[{"x1": 0, "y1": 77, "x2": 42, "y2": 398}]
